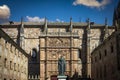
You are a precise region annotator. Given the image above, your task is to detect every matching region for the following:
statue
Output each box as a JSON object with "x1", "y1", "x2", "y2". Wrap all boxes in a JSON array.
[{"x1": 58, "y1": 56, "x2": 66, "y2": 76}]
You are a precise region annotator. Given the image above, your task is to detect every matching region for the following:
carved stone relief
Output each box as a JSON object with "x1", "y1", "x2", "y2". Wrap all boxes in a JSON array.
[
  {"x1": 48, "y1": 49, "x2": 70, "y2": 60},
  {"x1": 48, "y1": 38, "x2": 70, "y2": 47}
]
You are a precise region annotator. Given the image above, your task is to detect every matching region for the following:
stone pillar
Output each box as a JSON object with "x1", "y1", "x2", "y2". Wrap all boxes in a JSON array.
[
  {"x1": 104, "y1": 18, "x2": 109, "y2": 39},
  {"x1": 69, "y1": 17, "x2": 73, "y2": 32},
  {"x1": 45, "y1": 36, "x2": 48, "y2": 80},
  {"x1": 40, "y1": 37, "x2": 46, "y2": 80},
  {"x1": 20, "y1": 18, "x2": 25, "y2": 49},
  {"x1": 113, "y1": 7, "x2": 120, "y2": 31},
  {"x1": 81, "y1": 28, "x2": 87, "y2": 78},
  {"x1": 70, "y1": 29, "x2": 73, "y2": 76},
  {"x1": 86, "y1": 18, "x2": 91, "y2": 78},
  {"x1": 44, "y1": 18, "x2": 48, "y2": 34},
  {"x1": 82, "y1": 18, "x2": 91, "y2": 78}
]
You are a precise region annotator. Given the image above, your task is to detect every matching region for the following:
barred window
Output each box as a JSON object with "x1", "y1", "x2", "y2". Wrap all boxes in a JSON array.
[
  {"x1": 14, "y1": 63, "x2": 16, "y2": 71},
  {"x1": 104, "y1": 49, "x2": 107, "y2": 56},
  {"x1": 111, "y1": 44, "x2": 114, "y2": 53},
  {"x1": 104, "y1": 65, "x2": 107, "y2": 78},
  {"x1": 18, "y1": 64, "x2": 19, "y2": 72},
  {"x1": 99, "y1": 51, "x2": 101, "y2": 60},
  {"x1": 95, "y1": 56, "x2": 97, "y2": 62},
  {"x1": 4, "y1": 58, "x2": 7, "y2": 67},
  {"x1": 10, "y1": 61, "x2": 12, "y2": 70}
]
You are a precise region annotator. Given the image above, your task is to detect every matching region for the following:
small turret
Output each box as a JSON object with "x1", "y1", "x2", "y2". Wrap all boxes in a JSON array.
[
  {"x1": 113, "y1": 8, "x2": 119, "y2": 31},
  {"x1": 44, "y1": 17, "x2": 48, "y2": 33},
  {"x1": 20, "y1": 17, "x2": 25, "y2": 49},
  {"x1": 104, "y1": 18, "x2": 109, "y2": 39},
  {"x1": 20, "y1": 17, "x2": 24, "y2": 34},
  {"x1": 87, "y1": 18, "x2": 90, "y2": 28},
  {"x1": 87, "y1": 18, "x2": 90, "y2": 34},
  {"x1": 105, "y1": 17, "x2": 108, "y2": 26},
  {"x1": 70, "y1": 17, "x2": 73, "y2": 33},
  {"x1": 113, "y1": 1, "x2": 120, "y2": 31}
]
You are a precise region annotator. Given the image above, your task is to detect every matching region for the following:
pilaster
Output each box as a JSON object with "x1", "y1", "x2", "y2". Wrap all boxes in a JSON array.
[{"x1": 20, "y1": 18, "x2": 25, "y2": 49}]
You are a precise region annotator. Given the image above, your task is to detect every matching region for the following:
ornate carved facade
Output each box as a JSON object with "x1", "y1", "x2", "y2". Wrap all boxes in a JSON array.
[
  {"x1": 1, "y1": 19, "x2": 115, "y2": 80},
  {"x1": 39, "y1": 32, "x2": 80, "y2": 80}
]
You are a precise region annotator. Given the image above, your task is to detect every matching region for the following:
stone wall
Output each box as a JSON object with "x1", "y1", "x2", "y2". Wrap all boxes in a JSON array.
[
  {"x1": 1, "y1": 24, "x2": 114, "y2": 54},
  {"x1": 91, "y1": 31, "x2": 120, "y2": 80},
  {"x1": 0, "y1": 28, "x2": 28, "y2": 80}
]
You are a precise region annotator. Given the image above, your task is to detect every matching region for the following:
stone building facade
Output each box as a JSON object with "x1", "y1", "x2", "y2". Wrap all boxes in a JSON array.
[
  {"x1": 91, "y1": 1, "x2": 120, "y2": 80},
  {"x1": 0, "y1": 28, "x2": 28, "y2": 80},
  {"x1": 1, "y1": 18, "x2": 114, "y2": 80},
  {"x1": 91, "y1": 31, "x2": 120, "y2": 80}
]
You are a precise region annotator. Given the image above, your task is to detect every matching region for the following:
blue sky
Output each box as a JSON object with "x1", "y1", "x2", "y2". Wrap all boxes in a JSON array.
[{"x1": 0, "y1": 0, "x2": 119, "y2": 25}]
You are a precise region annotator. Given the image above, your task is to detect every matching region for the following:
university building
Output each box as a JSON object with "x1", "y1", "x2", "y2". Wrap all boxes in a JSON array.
[
  {"x1": 0, "y1": 18, "x2": 114, "y2": 80},
  {"x1": 0, "y1": 2, "x2": 119, "y2": 80},
  {"x1": 0, "y1": 28, "x2": 28, "y2": 80}
]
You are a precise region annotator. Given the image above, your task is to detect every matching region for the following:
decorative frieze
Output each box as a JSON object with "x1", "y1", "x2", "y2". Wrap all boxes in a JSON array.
[{"x1": 48, "y1": 38, "x2": 70, "y2": 47}]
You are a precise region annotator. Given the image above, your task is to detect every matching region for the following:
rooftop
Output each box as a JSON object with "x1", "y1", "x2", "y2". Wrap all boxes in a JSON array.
[
  {"x1": 1, "y1": 22, "x2": 105, "y2": 26},
  {"x1": 0, "y1": 22, "x2": 115, "y2": 29}
]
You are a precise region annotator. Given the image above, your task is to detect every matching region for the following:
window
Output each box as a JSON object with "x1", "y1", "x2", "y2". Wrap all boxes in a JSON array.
[
  {"x1": 111, "y1": 44, "x2": 114, "y2": 53},
  {"x1": 66, "y1": 28, "x2": 69, "y2": 32},
  {"x1": 31, "y1": 48, "x2": 37, "y2": 61},
  {"x1": 4, "y1": 78, "x2": 6, "y2": 80},
  {"x1": 5, "y1": 40, "x2": 7, "y2": 44},
  {"x1": 91, "y1": 57, "x2": 93, "y2": 63},
  {"x1": 32, "y1": 49, "x2": 37, "y2": 58},
  {"x1": 10, "y1": 61, "x2": 12, "y2": 70},
  {"x1": 96, "y1": 68, "x2": 98, "y2": 78},
  {"x1": 99, "y1": 51, "x2": 101, "y2": 60},
  {"x1": 18, "y1": 64, "x2": 19, "y2": 72},
  {"x1": 100, "y1": 66, "x2": 102, "y2": 79},
  {"x1": 104, "y1": 65, "x2": 106, "y2": 78},
  {"x1": 4, "y1": 58, "x2": 7, "y2": 67},
  {"x1": 5, "y1": 41, "x2": 7, "y2": 47},
  {"x1": 95, "y1": 56, "x2": 97, "y2": 62},
  {"x1": 78, "y1": 49, "x2": 81, "y2": 58},
  {"x1": 104, "y1": 49, "x2": 107, "y2": 56},
  {"x1": 14, "y1": 63, "x2": 16, "y2": 71}
]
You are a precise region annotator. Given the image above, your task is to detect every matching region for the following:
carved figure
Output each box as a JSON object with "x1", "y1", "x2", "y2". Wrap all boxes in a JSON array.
[{"x1": 58, "y1": 56, "x2": 66, "y2": 76}]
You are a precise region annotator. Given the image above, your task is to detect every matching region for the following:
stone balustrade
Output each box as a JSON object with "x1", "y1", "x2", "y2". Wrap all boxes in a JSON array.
[{"x1": 28, "y1": 75, "x2": 40, "y2": 80}]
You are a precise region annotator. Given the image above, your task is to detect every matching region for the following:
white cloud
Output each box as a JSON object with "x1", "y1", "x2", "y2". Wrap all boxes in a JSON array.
[
  {"x1": 56, "y1": 19, "x2": 64, "y2": 22},
  {"x1": 73, "y1": 0, "x2": 111, "y2": 8},
  {"x1": 26, "y1": 16, "x2": 45, "y2": 22},
  {"x1": 0, "y1": 5, "x2": 10, "y2": 19},
  {"x1": 26, "y1": 16, "x2": 64, "y2": 23},
  {"x1": 0, "y1": 5, "x2": 10, "y2": 23}
]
